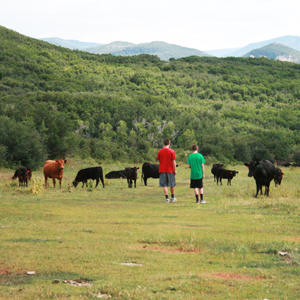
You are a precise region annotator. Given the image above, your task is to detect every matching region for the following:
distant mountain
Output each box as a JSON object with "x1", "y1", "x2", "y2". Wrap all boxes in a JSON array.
[
  {"x1": 227, "y1": 35, "x2": 300, "y2": 57},
  {"x1": 204, "y1": 47, "x2": 242, "y2": 57},
  {"x1": 40, "y1": 37, "x2": 103, "y2": 50},
  {"x1": 86, "y1": 41, "x2": 136, "y2": 53},
  {"x1": 85, "y1": 41, "x2": 211, "y2": 60},
  {"x1": 243, "y1": 43, "x2": 300, "y2": 63}
]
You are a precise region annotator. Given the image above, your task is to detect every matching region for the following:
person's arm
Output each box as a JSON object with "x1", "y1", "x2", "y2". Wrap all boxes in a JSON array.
[
  {"x1": 172, "y1": 160, "x2": 177, "y2": 175},
  {"x1": 202, "y1": 163, "x2": 205, "y2": 179}
]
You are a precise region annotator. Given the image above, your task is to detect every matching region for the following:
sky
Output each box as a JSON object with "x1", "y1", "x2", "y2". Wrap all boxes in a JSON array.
[{"x1": 1, "y1": 0, "x2": 300, "y2": 51}]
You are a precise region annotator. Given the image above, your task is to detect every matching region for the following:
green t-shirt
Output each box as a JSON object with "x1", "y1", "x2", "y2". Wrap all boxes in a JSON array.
[{"x1": 187, "y1": 152, "x2": 205, "y2": 180}]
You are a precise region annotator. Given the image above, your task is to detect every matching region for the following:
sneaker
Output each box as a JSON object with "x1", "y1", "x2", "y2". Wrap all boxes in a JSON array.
[
  {"x1": 196, "y1": 200, "x2": 200, "y2": 204},
  {"x1": 165, "y1": 198, "x2": 170, "y2": 203},
  {"x1": 200, "y1": 199, "x2": 206, "y2": 204},
  {"x1": 171, "y1": 197, "x2": 177, "y2": 203}
]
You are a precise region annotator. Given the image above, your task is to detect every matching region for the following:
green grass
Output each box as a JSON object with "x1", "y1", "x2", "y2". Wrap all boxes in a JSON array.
[{"x1": 0, "y1": 158, "x2": 300, "y2": 299}]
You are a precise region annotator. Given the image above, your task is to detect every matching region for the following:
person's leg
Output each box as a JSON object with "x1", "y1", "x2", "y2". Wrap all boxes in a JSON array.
[
  {"x1": 163, "y1": 186, "x2": 169, "y2": 196},
  {"x1": 194, "y1": 188, "x2": 199, "y2": 203},
  {"x1": 170, "y1": 186, "x2": 175, "y2": 195},
  {"x1": 160, "y1": 173, "x2": 169, "y2": 202}
]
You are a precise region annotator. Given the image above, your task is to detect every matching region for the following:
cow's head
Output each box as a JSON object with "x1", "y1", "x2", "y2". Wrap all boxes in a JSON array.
[
  {"x1": 126, "y1": 167, "x2": 139, "y2": 179},
  {"x1": 274, "y1": 168, "x2": 284, "y2": 186},
  {"x1": 231, "y1": 171, "x2": 239, "y2": 177},
  {"x1": 56, "y1": 159, "x2": 67, "y2": 170},
  {"x1": 213, "y1": 163, "x2": 223, "y2": 168},
  {"x1": 72, "y1": 181, "x2": 79, "y2": 188},
  {"x1": 244, "y1": 161, "x2": 259, "y2": 177}
]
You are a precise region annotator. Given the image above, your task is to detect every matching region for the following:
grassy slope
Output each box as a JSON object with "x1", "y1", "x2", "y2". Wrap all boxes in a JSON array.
[{"x1": 0, "y1": 159, "x2": 299, "y2": 299}]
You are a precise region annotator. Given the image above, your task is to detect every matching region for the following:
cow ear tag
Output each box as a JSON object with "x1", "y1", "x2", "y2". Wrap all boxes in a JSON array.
[{"x1": 245, "y1": 166, "x2": 248, "y2": 169}]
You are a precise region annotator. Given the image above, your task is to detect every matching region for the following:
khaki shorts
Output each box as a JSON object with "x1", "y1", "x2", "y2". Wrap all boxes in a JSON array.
[{"x1": 159, "y1": 173, "x2": 176, "y2": 187}]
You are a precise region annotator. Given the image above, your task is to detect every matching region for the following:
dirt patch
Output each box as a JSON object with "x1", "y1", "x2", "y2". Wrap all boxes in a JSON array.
[
  {"x1": 287, "y1": 237, "x2": 300, "y2": 241},
  {"x1": 162, "y1": 225, "x2": 204, "y2": 229},
  {"x1": 0, "y1": 268, "x2": 10, "y2": 275},
  {"x1": 140, "y1": 245, "x2": 201, "y2": 253},
  {"x1": 211, "y1": 273, "x2": 264, "y2": 280}
]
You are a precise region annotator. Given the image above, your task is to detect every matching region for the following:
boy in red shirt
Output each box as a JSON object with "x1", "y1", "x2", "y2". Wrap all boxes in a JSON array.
[{"x1": 156, "y1": 138, "x2": 177, "y2": 203}]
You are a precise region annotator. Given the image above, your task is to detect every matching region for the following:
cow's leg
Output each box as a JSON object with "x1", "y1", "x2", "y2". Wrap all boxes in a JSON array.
[
  {"x1": 143, "y1": 176, "x2": 147, "y2": 186},
  {"x1": 52, "y1": 178, "x2": 56, "y2": 188},
  {"x1": 134, "y1": 179, "x2": 136, "y2": 188},
  {"x1": 95, "y1": 178, "x2": 99, "y2": 188},
  {"x1": 255, "y1": 182, "x2": 260, "y2": 198},
  {"x1": 100, "y1": 175, "x2": 105, "y2": 188},
  {"x1": 265, "y1": 183, "x2": 270, "y2": 196},
  {"x1": 260, "y1": 185, "x2": 263, "y2": 195},
  {"x1": 45, "y1": 176, "x2": 47, "y2": 189}
]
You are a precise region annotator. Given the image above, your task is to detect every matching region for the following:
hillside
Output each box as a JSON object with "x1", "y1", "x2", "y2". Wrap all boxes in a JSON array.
[
  {"x1": 244, "y1": 43, "x2": 300, "y2": 63},
  {"x1": 85, "y1": 41, "x2": 211, "y2": 60},
  {"x1": 227, "y1": 35, "x2": 300, "y2": 57},
  {"x1": 0, "y1": 25, "x2": 300, "y2": 168},
  {"x1": 40, "y1": 37, "x2": 103, "y2": 49}
]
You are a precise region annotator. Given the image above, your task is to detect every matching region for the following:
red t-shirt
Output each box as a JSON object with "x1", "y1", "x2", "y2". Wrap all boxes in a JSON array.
[{"x1": 156, "y1": 147, "x2": 176, "y2": 173}]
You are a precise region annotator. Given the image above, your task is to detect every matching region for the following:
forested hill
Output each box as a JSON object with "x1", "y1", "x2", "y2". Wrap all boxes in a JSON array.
[
  {"x1": 244, "y1": 43, "x2": 300, "y2": 63},
  {"x1": 0, "y1": 25, "x2": 300, "y2": 168}
]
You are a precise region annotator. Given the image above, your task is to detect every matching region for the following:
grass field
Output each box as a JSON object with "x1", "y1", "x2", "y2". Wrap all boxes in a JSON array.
[{"x1": 0, "y1": 158, "x2": 300, "y2": 299}]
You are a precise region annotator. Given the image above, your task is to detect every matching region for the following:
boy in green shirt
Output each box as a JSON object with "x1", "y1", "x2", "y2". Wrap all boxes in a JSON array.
[{"x1": 187, "y1": 145, "x2": 206, "y2": 204}]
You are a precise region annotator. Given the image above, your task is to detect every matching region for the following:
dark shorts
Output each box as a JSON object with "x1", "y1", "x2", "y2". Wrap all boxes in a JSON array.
[
  {"x1": 159, "y1": 173, "x2": 176, "y2": 187},
  {"x1": 190, "y1": 178, "x2": 203, "y2": 189}
]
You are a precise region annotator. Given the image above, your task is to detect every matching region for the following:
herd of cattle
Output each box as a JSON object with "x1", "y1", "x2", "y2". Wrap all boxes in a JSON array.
[
  {"x1": 11, "y1": 159, "x2": 290, "y2": 198},
  {"x1": 211, "y1": 160, "x2": 285, "y2": 198}
]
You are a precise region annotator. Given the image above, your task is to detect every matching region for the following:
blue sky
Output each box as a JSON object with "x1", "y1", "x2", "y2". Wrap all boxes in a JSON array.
[{"x1": 1, "y1": 0, "x2": 300, "y2": 50}]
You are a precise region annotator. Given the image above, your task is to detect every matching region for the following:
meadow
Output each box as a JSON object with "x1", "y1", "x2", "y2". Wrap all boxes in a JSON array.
[{"x1": 0, "y1": 158, "x2": 300, "y2": 299}]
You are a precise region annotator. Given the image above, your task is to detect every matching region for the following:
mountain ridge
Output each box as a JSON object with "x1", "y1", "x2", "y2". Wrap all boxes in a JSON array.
[
  {"x1": 243, "y1": 43, "x2": 300, "y2": 63},
  {"x1": 85, "y1": 41, "x2": 211, "y2": 60},
  {"x1": 40, "y1": 37, "x2": 103, "y2": 49}
]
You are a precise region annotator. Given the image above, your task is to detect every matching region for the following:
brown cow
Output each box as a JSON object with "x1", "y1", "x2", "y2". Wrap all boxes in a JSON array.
[{"x1": 43, "y1": 159, "x2": 67, "y2": 189}]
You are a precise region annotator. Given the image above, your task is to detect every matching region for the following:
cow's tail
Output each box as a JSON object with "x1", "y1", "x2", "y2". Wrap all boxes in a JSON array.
[{"x1": 141, "y1": 170, "x2": 144, "y2": 183}]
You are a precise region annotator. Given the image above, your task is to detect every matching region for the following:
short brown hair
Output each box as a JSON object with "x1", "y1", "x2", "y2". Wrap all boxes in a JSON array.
[
  {"x1": 191, "y1": 144, "x2": 198, "y2": 151},
  {"x1": 163, "y1": 138, "x2": 170, "y2": 146}
]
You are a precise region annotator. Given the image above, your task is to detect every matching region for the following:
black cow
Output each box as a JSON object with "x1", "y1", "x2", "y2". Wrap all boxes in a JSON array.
[
  {"x1": 211, "y1": 163, "x2": 224, "y2": 182},
  {"x1": 12, "y1": 167, "x2": 29, "y2": 187},
  {"x1": 73, "y1": 167, "x2": 105, "y2": 188},
  {"x1": 12, "y1": 168, "x2": 32, "y2": 181},
  {"x1": 105, "y1": 170, "x2": 127, "y2": 179},
  {"x1": 274, "y1": 167, "x2": 284, "y2": 187},
  {"x1": 216, "y1": 169, "x2": 239, "y2": 186},
  {"x1": 141, "y1": 163, "x2": 159, "y2": 186},
  {"x1": 244, "y1": 160, "x2": 276, "y2": 198},
  {"x1": 125, "y1": 167, "x2": 139, "y2": 188},
  {"x1": 141, "y1": 162, "x2": 179, "y2": 186}
]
